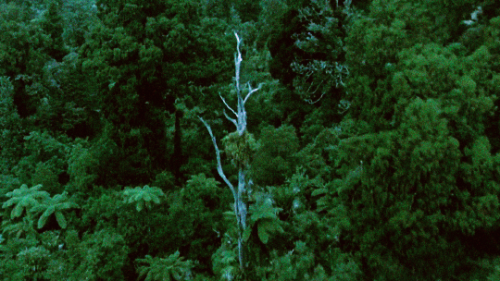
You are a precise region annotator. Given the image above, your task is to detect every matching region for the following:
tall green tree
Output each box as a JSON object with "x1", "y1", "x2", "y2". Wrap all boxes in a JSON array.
[
  {"x1": 81, "y1": 0, "x2": 233, "y2": 186},
  {"x1": 39, "y1": 0, "x2": 65, "y2": 61},
  {"x1": 324, "y1": 0, "x2": 500, "y2": 279}
]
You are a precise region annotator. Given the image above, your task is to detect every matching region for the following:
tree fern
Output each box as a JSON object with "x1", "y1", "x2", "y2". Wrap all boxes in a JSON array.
[
  {"x1": 122, "y1": 185, "x2": 165, "y2": 212},
  {"x1": 2, "y1": 184, "x2": 79, "y2": 230},
  {"x1": 136, "y1": 251, "x2": 194, "y2": 281},
  {"x1": 1, "y1": 216, "x2": 38, "y2": 239},
  {"x1": 30, "y1": 192, "x2": 79, "y2": 229},
  {"x1": 2, "y1": 184, "x2": 49, "y2": 220}
]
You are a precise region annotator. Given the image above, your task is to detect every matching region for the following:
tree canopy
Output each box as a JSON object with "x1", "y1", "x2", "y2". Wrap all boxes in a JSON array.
[{"x1": 1, "y1": 0, "x2": 500, "y2": 280}]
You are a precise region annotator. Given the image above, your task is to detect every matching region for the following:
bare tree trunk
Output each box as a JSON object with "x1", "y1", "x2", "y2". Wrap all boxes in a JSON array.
[{"x1": 200, "y1": 33, "x2": 262, "y2": 275}]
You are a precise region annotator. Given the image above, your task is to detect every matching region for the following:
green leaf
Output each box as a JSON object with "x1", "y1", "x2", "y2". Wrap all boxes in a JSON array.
[
  {"x1": 257, "y1": 219, "x2": 283, "y2": 244},
  {"x1": 44, "y1": 205, "x2": 56, "y2": 217},
  {"x1": 38, "y1": 206, "x2": 56, "y2": 229},
  {"x1": 258, "y1": 221, "x2": 271, "y2": 244},
  {"x1": 61, "y1": 201, "x2": 79, "y2": 209},
  {"x1": 243, "y1": 227, "x2": 252, "y2": 242},
  {"x1": 122, "y1": 185, "x2": 163, "y2": 212},
  {"x1": 250, "y1": 201, "x2": 281, "y2": 222},
  {"x1": 316, "y1": 196, "x2": 329, "y2": 212},
  {"x1": 55, "y1": 211, "x2": 67, "y2": 229},
  {"x1": 30, "y1": 204, "x2": 47, "y2": 213},
  {"x1": 11, "y1": 203, "x2": 24, "y2": 219},
  {"x1": 137, "y1": 201, "x2": 144, "y2": 212},
  {"x1": 311, "y1": 188, "x2": 327, "y2": 197},
  {"x1": 38, "y1": 213, "x2": 49, "y2": 229},
  {"x1": 2, "y1": 199, "x2": 14, "y2": 208},
  {"x1": 151, "y1": 195, "x2": 160, "y2": 204}
]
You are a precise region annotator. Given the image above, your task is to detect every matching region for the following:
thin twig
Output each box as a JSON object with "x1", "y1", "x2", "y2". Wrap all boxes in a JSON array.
[
  {"x1": 243, "y1": 82, "x2": 263, "y2": 104},
  {"x1": 219, "y1": 93, "x2": 237, "y2": 116},
  {"x1": 305, "y1": 91, "x2": 327, "y2": 105}
]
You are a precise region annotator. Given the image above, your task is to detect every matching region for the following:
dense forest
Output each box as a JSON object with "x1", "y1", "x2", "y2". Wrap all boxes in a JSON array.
[{"x1": 1, "y1": 0, "x2": 500, "y2": 280}]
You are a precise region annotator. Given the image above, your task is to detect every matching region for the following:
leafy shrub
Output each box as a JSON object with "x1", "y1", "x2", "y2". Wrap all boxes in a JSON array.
[
  {"x1": 222, "y1": 131, "x2": 258, "y2": 167},
  {"x1": 44, "y1": 229, "x2": 129, "y2": 280},
  {"x1": 136, "y1": 251, "x2": 195, "y2": 281},
  {"x1": 245, "y1": 191, "x2": 284, "y2": 245},
  {"x1": 2, "y1": 184, "x2": 49, "y2": 220},
  {"x1": 66, "y1": 141, "x2": 98, "y2": 192},
  {"x1": 251, "y1": 125, "x2": 299, "y2": 186}
]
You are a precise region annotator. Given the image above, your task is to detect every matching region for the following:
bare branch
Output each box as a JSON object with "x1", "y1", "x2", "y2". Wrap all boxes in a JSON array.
[
  {"x1": 223, "y1": 110, "x2": 238, "y2": 128},
  {"x1": 305, "y1": 91, "x2": 327, "y2": 105},
  {"x1": 338, "y1": 99, "x2": 351, "y2": 114},
  {"x1": 244, "y1": 82, "x2": 263, "y2": 104},
  {"x1": 219, "y1": 93, "x2": 237, "y2": 116},
  {"x1": 199, "y1": 117, "x2": 237, "y2": 203},
  {"x1": 307, "y1": 79, "x2": 324, "y2": 94}
]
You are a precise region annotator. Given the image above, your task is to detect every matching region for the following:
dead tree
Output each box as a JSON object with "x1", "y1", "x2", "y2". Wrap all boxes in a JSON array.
[{"x1": 199, "y1": 33, "x2": 262, "y2": 274}]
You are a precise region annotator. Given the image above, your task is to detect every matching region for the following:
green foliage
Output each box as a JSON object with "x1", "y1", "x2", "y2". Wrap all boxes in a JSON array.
[
  {"x1": 222, "y1": 131, "x2": 258, "y2": 167},
  {"x1": 167, "y1": 174, "x2": 230, "y2": 271},
  {"x1": 0, "y1": 76, "x2": 23, "y2": 174},
  {"x1": 137, "y1": 251, "x2": 194, "y2": 281},
  {"x1": 81, "y1": 0, "x2": 234, "y2": 186},
  {"x1": 0, "y1": 2, "x2": 49, "y2": 77},
  {"x1": 211, "y1": 235, "x2": 240, "y2": 281},
  {"x1": 1, "y1": 216, "x2": 38, "y2": 241},
  {"x1": 39, "y1": 0, "x2": 66, "y2": 61},
  {"x1": 43, "y1": 229, "x2": 129, "y2": 280},
  {"x1": 122, "y1": 185, "x2": 165, "y2": 212},
  {"x1": 1, "y1": 0, "x2": 500, "y2": 279},
  {"x1": 2, "y1": 184, "x2": 49, "y2": 220},
  {"x1": 0, "y1": 239, "x2": 51, "y2": 281},
  {"x1": 246, "y1": 192, "x2": 284, "y2": 244},
  {"x1": 67, "y1": 141, "x2": 99, "y2": 192},
  {"x1": 30, "y1": 192, "x2": 79, "y2": 229},
  {"x1": 32, "y1": 161, "x2": 61, "y2": 194},
  {"x1": 257, "y1": 169, "x2": 357, "y2": 280},
  {"x1": 254, "y1": 240, "x2": 362, "y2": 281},
  {"x1": 60, "y1": 0, "x2": 98, "y2": 48},
  {"x1": 2, "y1": 184, "x2": 79, "y2": 230},
  {"x1": 332, "y1": 0, "x2": 500, "y2": 279},
  {"x1": 251, "y1": 124, "x2": 299, "y2": 185},
  {"x1": 12, "y1": 130, "x2": 69, "y2": 187},
  {"x1": 152, "y1": 170, "x2": 175, "y2": 190},
  {"x1": 257, "y1": 0, "x2": 289, "y2": 45},
  {"x1": 183, "y1": 173, "x2": 221, "y2": 201}
]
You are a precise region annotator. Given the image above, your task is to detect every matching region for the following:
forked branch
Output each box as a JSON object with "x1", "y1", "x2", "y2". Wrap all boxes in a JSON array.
[
  {"x1": 244, "y1": 82, "x2": 263, "y2": 104},
  {"x1": 219, "y1": 92, "x2": 237, "y2": 116}
]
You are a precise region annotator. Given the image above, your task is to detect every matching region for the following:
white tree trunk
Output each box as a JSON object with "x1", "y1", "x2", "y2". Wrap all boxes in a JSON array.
[{"x1": 200, "y1": 33, "x2": 262, "y2": 274}]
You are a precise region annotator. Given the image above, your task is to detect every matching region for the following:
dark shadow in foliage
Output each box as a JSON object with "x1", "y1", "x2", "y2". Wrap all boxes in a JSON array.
[
  {"x1": 268, "y1": 9, "x2": 312, "y2": 88},
  {"x1": 203, "y1": 0, "x2": 261, "y2": 22},
  {"x1": 172, "y1": 107, "x2": 185, "y2": 185},
  {"x1": 252, "y1": 124, "x2": 300, "y2": 186},
  {"x1": 40, "y1": 0, "x2": 67, "y2": 62},
  {"x1": 65, "y1": 110, "x2": 102, "y2": 140}
]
